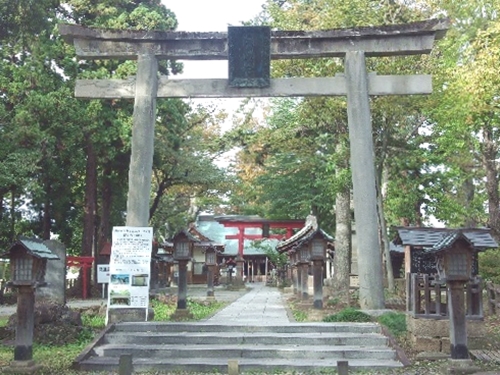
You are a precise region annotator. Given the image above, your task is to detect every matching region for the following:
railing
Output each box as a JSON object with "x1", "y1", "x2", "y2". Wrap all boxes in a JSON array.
[
  {"x1": 486, "y1": 281, "x2": 500, "y2": 315},
  {"x1": 406, "y1": 273, "x2": 483, "y2": 319}
]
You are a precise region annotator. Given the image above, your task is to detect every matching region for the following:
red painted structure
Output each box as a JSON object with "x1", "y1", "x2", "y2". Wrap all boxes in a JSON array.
[
  {"x1": 66, "y1": 256, "x2": 94, "y2": 299},
  {"x1": 215, "y1": 217, "x2": 305, "y2": 257}
]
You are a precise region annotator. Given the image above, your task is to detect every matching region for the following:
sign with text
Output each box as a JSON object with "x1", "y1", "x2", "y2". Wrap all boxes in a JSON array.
[
  {"x1": 106, "y1": 226, "x2": 153, "y2": 322},
  {"x1": 97, "y1": 264, "x2": 110, "y2": 284}
]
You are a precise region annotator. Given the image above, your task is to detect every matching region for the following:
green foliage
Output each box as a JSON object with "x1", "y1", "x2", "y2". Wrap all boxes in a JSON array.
[
  {"x1": 0, "y1": 315, "x2": 8, "y2": 327},
  {"x1": 187, "y1": 298, "x2": 226, "y2": 320},
  {"x1": 81, "y1": 313, "x2": 106, "y2": 329},
  {"x1": 322, "y1": 307, "x2": 372, "y2": 323},
  {"x1": 292, "y1": 309, "x2": 308, "y2": 322},
  {"x1": 326, "y1": 297, "x2": 341, "y2": 307},
  {"x1": 479, "y1": 249, "x2": 500, "y2": 284},
  {"x1": 151, "y1": 296, "x2": 226, "y2": 321},
  {"x1": 377, "y1": 312, "x2": 407, "y2": 338},
  {"x1": 151, "y1": 298, "x2": 177, "y2": 321}
]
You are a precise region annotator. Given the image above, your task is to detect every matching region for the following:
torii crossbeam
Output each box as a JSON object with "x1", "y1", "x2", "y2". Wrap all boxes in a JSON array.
[{"x1": 59, "y1": 18, "x2": 449, "y2": 310}]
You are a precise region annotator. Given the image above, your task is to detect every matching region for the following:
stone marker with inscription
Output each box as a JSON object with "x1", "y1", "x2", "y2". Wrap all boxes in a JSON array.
[{"x1": 228, "y1": 26, "x2": 270, "y2": 88}]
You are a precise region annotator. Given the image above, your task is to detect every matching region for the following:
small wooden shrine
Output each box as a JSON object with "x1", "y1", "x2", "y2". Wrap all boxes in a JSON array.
[{"x1": 393, "y1": 226, "x2": 498, "y2": 319}]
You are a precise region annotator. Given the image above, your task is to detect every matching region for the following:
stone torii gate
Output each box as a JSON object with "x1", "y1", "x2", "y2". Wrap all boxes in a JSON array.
[{"x1": 59, "y1": 19, "x2": 448, "y2": 310}]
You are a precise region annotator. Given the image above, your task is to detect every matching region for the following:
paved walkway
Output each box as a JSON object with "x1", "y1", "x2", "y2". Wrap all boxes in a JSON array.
[
  {"x1": 206, "y1": 282, "x2": 290, "y2": 324},
  {"x1": 0, "y1": 282, "x2": 288, "y2": 321}
]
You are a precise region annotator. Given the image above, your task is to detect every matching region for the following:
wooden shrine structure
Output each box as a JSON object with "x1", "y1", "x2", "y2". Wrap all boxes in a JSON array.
[
  {"x1": 393, "y1": 226, "x2": 498, "y2": 319},
  {"x1": 59, "y1": 18, "x2": 449, "y2": 309}
]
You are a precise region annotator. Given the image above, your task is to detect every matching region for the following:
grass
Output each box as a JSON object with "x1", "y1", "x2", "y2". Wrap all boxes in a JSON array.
[{"x1": 377, "y1": 311, "x2": 407, "y2": 337}]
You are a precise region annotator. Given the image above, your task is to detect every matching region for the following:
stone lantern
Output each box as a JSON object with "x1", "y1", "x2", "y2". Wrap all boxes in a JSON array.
[
  {"x1": 309, "y1": 235, "x2": 327, "y2": 309},
  {"x1": 1, "y1": 237, "x2": 58, "y2": 373},
  {"x1": 172, "y1": 231, "x2": 193, "y2": 316}
]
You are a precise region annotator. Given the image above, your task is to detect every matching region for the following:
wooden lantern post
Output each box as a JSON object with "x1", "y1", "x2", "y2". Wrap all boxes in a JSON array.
[
  {"x1": 428, "y1": 231, "x2": 475, "y2": 362},
  {"x1": 205, "y1": 247, "x2": 217, "y2": 299},
  {"x1": 299, "y1": 246, "x2": 310, "y2": 300},
  {"x1": 0, "y1": 237, "x2": 58, "y2": 374},
  {"x1": 172, "y1": 232, "x2": 192, "y2": 312},
  {"x1": 290, "y1": 250, "x2": 298, "y2": 294}
]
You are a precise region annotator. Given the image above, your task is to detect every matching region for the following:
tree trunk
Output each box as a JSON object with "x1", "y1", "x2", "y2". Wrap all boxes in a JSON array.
[
  {"x1": 482, "y1": 126, "x2": 500, "y2": 240},
  {"x1": 97, "y1": 163, "x2": 113, "y2": 254},
  {"x1": 81, "y1": 134, "x2": 97, "y2": 298},
  {"x1": 460, "y1": 176, "x2": 476, "y2": 227},
  {"x1": 332, "y1": 184, "x2": 351, "y2": 304},
  {"x1": 42, "y1": 181, "x2": 51, "y2": 240},
  {"x1": 149, "y1": 179, "x2": 166, "y2": 221},
  {"x1": 376, "y1": 166, "x2": 395, "y2": 293}
]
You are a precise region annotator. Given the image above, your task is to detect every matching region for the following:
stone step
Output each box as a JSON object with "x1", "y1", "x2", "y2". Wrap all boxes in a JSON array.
[
  {"x1": 77, "y1": 356, "x2": 404, "y2": 373},
  {"x1": 112, "y1": 321, "x2": 383, "y2": 334},
  {"x1": 74, "y1": 321, "x2": 403, "y2": 372},
  {"x1": 97, "y1": 343, "x2": 398, "y2": 360},
  {"x1": 103, "y1": 331, "x2": 388, "y2": 346}
]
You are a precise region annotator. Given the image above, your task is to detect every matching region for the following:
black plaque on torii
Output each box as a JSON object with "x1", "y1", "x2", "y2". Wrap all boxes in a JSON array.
[{"x1": 228, "y1": 26, "x2": 271, "y2": 88}]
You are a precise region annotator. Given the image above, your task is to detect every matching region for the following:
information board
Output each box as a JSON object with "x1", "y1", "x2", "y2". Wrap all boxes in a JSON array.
[{"x1": 106, "y1": 226, "x2": 153, "y2": 322}]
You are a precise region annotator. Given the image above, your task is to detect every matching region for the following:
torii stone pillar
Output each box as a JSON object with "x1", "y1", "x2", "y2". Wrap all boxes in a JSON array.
[
  {"x1": 127, "y1": 46, "x2": 158, "y2": 227},
  {"x1": 59, "y1": 19, "x2": 449, "y2": 310},
  {"x1": 345, "y1": 51, "x2": 384, "y2": 308}
]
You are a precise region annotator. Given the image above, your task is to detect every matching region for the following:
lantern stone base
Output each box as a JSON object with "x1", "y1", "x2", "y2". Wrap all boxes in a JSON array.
[
  {"x1": 170, "y1": 308, "x2": 194, "y2": 321},
  {"x1": 407, "y1": 315, "x2": 486, "y2": 354},
  {"x1": 4, "y1": 360, "x2": 41, "y2": 374},
  {"x1": 108, "y1": 308, "x2": 154, "y2": 324}
]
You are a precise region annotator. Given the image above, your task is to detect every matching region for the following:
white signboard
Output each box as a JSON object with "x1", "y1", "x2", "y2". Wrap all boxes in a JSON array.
[
  {"x1": 106, "y1": 226, "x2": 153, "y2": 322},
  {"x1": 97, "y1": 264, "x2": 110, "y2": 284}
]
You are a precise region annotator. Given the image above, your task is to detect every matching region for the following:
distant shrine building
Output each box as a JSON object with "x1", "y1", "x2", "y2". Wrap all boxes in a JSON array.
[{"x1": 195, "y1": 215, "x2": 305, "y2": 282}]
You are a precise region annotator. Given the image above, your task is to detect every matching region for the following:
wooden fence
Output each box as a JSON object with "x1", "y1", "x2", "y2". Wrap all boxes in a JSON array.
[
  {"x1": 486, "y1": 281, "x2": 500, "y2": 315},
  {"x1": 406, "y1": 273, "x2": 483, "y2": 319}
]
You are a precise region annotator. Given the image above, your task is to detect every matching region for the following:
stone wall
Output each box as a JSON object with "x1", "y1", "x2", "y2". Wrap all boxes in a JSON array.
[{"x1": 407, "y1": 315, "x2": 487, "y2": 353}]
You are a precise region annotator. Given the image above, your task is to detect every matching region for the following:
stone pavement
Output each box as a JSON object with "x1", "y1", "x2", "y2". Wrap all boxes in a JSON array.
[{"x1": 206, "y1": 282, "x2": 290, "y2": 324}]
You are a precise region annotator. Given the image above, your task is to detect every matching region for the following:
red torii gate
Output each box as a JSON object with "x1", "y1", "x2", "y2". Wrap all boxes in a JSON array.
[
  {"x1": 67, "y1": 256, "x2": 94, "y2": 299},
  {"x1": 215, "y1": 216, "x2": 305, "y2": 258}
]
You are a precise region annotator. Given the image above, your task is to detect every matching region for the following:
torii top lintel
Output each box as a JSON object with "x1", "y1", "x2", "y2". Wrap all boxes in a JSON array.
[{"x1": 58, "y1": 18, "x2": 449, "y2": 60}]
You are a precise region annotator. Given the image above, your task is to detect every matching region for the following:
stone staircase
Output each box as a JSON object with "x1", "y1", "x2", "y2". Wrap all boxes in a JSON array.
[{"x1": 74, "y1": 321, "x2": 404, "y2": 372}]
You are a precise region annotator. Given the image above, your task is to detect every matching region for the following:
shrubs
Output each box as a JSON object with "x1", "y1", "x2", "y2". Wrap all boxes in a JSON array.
[
  {"x1": 322, "y1": 307, "x2": 408, "y2": 338},
  {"x1": 323, "y1": 307, "x2": 372, "y2": 323}
]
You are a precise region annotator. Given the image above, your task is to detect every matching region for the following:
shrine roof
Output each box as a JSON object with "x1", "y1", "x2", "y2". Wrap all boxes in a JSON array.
[
  {"x1": 390, "y1": 242, "x2": 404, "y2": 254},
  {"x1": 393, "y1": 227, "x2": 497, "y2": 250},
  {"x1": 276, "y1": 215, "x2": 334, "y2": 253},
  {"x1": 187, "y1": 224, "x2": 225, "y2": 252},
  {"x1": 1, "y1": 236, "x2": 59, "y2": 260},
  {"x1": 423, "y1": 230, "x2": 474, "y2": 254}
]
